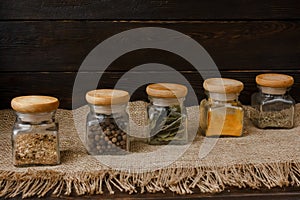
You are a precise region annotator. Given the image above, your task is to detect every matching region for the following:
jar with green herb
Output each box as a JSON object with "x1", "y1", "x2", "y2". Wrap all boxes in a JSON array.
[
  {"x1": 85, "y1": 89, "x2": 130, "y2": 155},
  {"x1": 251, "y1": 73, "x2": 295, "y2": 129},
  {"x1": 146, "y1": 83, "x2": 188, "y2": 145},
  {"x1": 11, "y1": 96, "x2": 60, "y2": 167}
]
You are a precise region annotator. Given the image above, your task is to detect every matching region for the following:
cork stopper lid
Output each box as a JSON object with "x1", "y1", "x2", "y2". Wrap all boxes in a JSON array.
[
  {"x1": 11, "y1": 96, "x2": 59, "y2": 113},
  {"x1": 256, "y1": 73, "x2": 294, "y2": 88},
  {"x1": 86, "y1": 89, "x2": 130, "y2": 105},
  {"x1": 146, "y1": 83, "x2": 188, "y2": 98},
  {"x1": 203, "y1": 78, "x2": 244, "y2": 94}
]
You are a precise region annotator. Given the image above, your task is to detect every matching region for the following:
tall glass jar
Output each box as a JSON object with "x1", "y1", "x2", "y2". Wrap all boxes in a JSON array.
[
  {"x1": 146, "y1": 83, "x2": 188, "y2": 145},
  {"x1": 251, "y1": 73, "x2": 295, "y2": 129},
  {"x1": 85, "y1": 89, "x2": 130, "y2": 155},
  {"x1": 11, "y1": 96, "x2": 60, "y2": 167},
  {"x1": 200, "y1": 78, "x2": 244, "y2": 137}
]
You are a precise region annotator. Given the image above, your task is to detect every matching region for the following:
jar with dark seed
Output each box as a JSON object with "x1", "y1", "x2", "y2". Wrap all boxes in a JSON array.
[{"x1": 85, "y1": 89, "x2": 130, "y2": 155}]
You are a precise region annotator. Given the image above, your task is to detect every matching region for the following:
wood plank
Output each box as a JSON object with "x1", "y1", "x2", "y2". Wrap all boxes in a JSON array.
[
  {"x1": 1, "y1": 0, "x2": 299, "y2": 20},
  {"x1": 0, "y1": 71, "x2": 299, "y2": 109},
  {"x1": 51, "y1": 187, "x2": 300, "y2": 200},
  {"x1": 2, "y1": 186, "x2": 300, "y2": 199},
  {"x1": 0, "y1": 21, "x2": 300, "y2": 72}
]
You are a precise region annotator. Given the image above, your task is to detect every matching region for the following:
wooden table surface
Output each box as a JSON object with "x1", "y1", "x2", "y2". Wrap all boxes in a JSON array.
[{"x1": 2, "y1": 186, "x2": 300, "y2": 200}]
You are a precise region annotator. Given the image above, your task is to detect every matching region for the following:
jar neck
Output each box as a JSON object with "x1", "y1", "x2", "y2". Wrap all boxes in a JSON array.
[
  {"x1": 258, "y1": 86, "x2": 288, "y2": 96},
  {"x1": 89, "y1": 104, "x2": 127, "y2": 115},
  {"x1": 149, "y1": 96, "x2": 185, "y2": 107},
  {"x1": 16, "y1": 111, "x2": 56, "y2": 124},
  {"x1": 207, "y1": 92, "x2": 239, "y2": 102}
]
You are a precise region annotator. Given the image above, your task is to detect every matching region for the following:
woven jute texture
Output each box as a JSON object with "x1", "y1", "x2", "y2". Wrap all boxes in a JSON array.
[{"x1": 1, "y1": 102, "x2": 300, "y2": 198}]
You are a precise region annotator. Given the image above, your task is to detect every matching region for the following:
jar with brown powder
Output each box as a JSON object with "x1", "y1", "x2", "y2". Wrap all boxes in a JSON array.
[{"x1": 11, "y1": 96, "x2": 60, "y2": 167}]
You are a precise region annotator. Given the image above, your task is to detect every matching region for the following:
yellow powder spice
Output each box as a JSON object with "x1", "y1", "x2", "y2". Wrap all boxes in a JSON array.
[{"x1": 206, "y1": 107, "x2": 243, "y2": 137}]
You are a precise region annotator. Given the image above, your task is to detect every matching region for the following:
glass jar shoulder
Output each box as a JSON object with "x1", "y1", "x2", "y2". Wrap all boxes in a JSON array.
[
  {"x1": 148, "y1": 103, "x2": 186, "y2": 113},
  {"x1": 13, "y1": 121, "x2": 58, "y2": 136},
  {"x1": 252, "y1": 93, "x2": 295, "y2": 112},
  {"x1": 200, "y1": 98, "x2": 243, "y2": 109},
  {"x1": 87, "y1": 111, "x2": 129, "y2": 125},
  {"x1": 147, "y1": 104, "x2": 187, "y2": 123},
  {"x1": 252, "y1": 92, "x2": 295, "y2": 105}
]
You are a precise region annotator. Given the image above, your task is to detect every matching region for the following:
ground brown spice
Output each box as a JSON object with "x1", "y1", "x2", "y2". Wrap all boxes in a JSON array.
[{"x1": 13, "y1": 133, "x2": 59, "y2": 166}]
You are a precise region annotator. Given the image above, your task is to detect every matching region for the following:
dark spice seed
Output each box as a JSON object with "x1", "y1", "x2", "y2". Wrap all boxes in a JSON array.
[
  {"x1": 95, "y1": 135, "x2": 100, "y2": 141},
  {"x1": 87, "y1": 116, "x2": 128, "y2": 155},
  {"x1": 117, "y1": 135, "x2": 122, "y2": 141}
]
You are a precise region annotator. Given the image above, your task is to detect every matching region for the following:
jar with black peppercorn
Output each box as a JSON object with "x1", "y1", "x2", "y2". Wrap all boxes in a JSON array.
[
  {"x1": 11, "y1": 96, "x2": 60, "y2": 167},
  {"x1": 85, "y1": 89, "x2": 130, "y2": 155},
  {"x1": 146, "y1": 83, "x2": 188, "y2": 145}
]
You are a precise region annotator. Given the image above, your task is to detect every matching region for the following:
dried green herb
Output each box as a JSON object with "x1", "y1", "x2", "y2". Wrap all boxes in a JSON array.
[
  {"x1": 248, "y1": 106, "x2": 294, "y2": 129},
  {"x1": 148, "y1": 105, "x2": 187, "y2": 145}
]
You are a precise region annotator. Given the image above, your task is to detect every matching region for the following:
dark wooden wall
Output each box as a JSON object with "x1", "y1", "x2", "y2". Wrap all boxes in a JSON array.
[{"x1": 1, "y1": 0, "x2": 300, "y2": 109}]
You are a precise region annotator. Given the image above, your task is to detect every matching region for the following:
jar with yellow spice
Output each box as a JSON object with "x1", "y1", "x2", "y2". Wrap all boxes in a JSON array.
[{"x1": 200, "y1": 78, "x2": 244, "y2": 137}]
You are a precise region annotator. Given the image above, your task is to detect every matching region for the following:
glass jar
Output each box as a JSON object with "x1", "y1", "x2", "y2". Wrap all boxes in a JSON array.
[
  {"x1": 251, "y1": 73, "x2": 295, "y2": 129},
  {"x1": 146, "y1": 83, "x2": 188, "y2": 145},
  {"x1": 200, "y1": 78, "x2": 244, "y2": 137},
  {"x1": 11, "y1": 96, "x2": 60, "y2": 167},
  {"x1": 85, "y1": 89, "x2": 130, "y2": 155}
]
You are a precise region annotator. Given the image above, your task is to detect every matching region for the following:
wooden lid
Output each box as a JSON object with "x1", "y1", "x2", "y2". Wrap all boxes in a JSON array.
[
  {"x1": 146, "y1": 83, "x2": 188, "y2": 98},
  {"x1": 86, "y1": 89, "x2": 130, "y2": 105},
  {"x1": 203, "y1": 78, "x2": 244, "y2": 94},
  {"x1": 256, "y1": 73, "x2": 294, "y2": 88},
  {"x1": 11, "y1": 95, "x2": 59, "y2": 113}
]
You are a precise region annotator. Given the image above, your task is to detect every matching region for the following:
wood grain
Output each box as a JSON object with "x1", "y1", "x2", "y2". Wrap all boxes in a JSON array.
[
  {"x1": 2, "y1": 186, "x2": 300, "y2": 199},
  {"x1": 1, "y1": 0, "x2": 300, "y2": 20},
  {"x1": 1, "y1": 71, "x2": 299, "y2": 109},
  {"x1": 0, "y1": 21, "x2": 299, "y2": 72}
]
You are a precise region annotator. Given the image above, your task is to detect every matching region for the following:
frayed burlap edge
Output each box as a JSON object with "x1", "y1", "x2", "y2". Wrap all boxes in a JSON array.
[{"x1": 1, "y1": 161, "x2": 300, "y2": 198}]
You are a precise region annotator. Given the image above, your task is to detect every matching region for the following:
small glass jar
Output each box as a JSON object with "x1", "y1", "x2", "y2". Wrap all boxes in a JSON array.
[
  {"x1": 146, "y1": 83, "x2": 188, "y2": 145},
  {"x1": 251, "y1": 73, "x2": 295, "y2": 129},
  {"x1": 85, "y1": 89, "x2": 130, "y2": 155},
  {"x1": 11, "y1": 96, "x2": 60, "y2": 167},
  {"x1": 200, "y1": 78, "x2": 244, "y2": 137}
]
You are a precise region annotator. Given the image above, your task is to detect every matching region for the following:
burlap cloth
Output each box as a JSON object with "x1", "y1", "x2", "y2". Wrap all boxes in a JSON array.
[{"x1": 1, "y1": 102, "x2": 300, "y2": 198}]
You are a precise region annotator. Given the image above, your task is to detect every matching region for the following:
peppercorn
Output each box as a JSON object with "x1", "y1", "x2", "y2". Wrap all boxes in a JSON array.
[{"x1": 86, "y1": 116, "x2": 128, "y2": 155}]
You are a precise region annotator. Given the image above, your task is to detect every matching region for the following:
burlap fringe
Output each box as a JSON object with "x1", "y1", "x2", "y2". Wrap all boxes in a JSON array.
[{"x1": 1, "y1": 162, "x2": 300, "y2": 198}]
